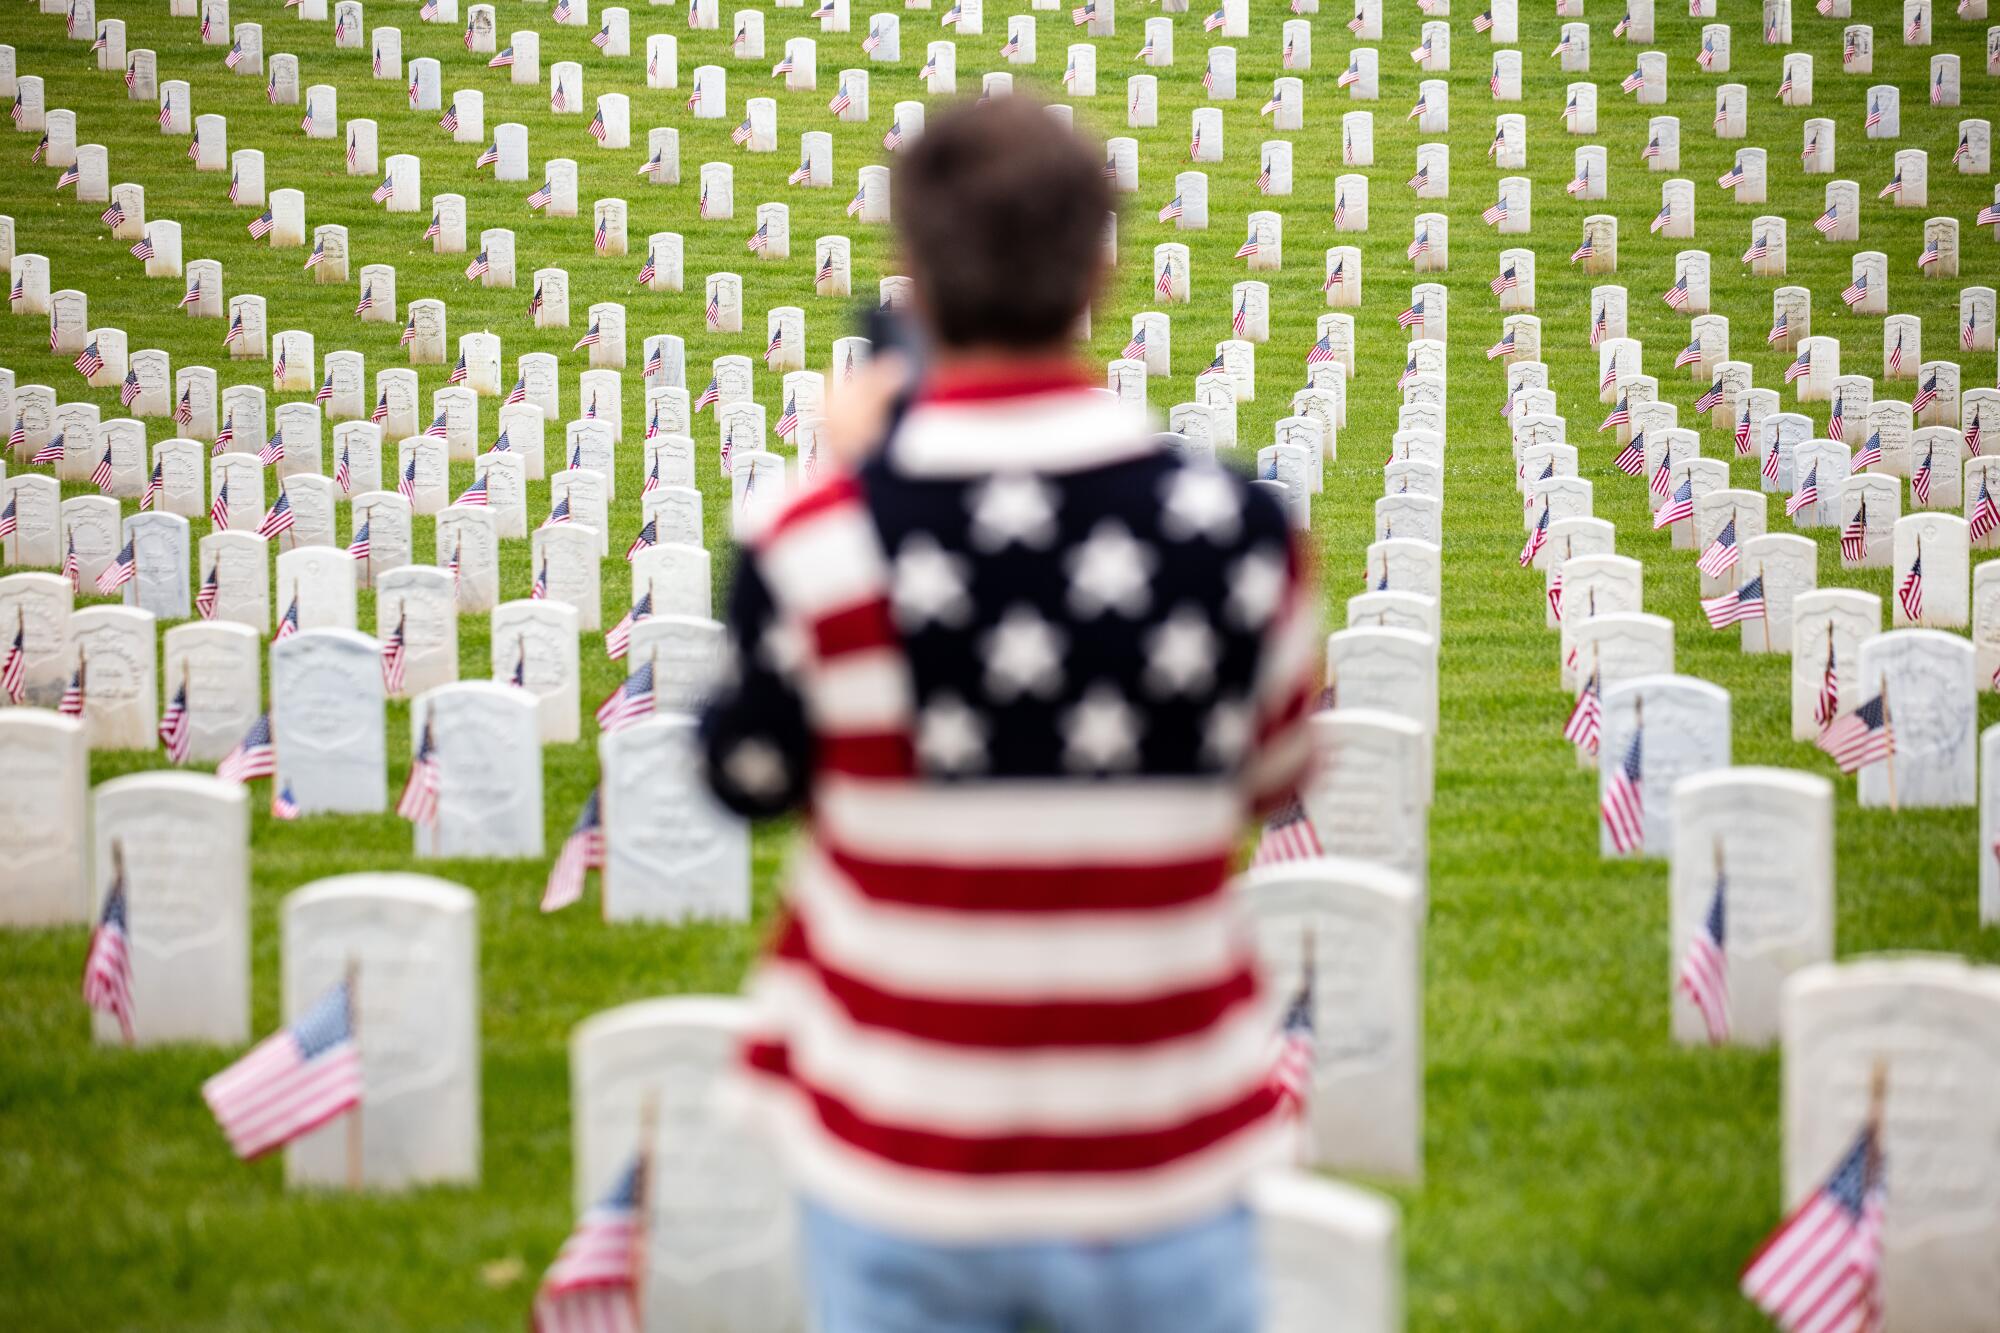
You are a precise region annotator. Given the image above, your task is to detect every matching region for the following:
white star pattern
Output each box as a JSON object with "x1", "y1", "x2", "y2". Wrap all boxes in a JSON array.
[
  {"x1": 1143, "y1": 606, "x2": 1219, "y2": 697},
  {"x1": 1201, "y1": 698, "x2": 1254, "y2": 767},
  {"x1": 891, "y1": 532, "x2": 974, "y2": 630},
  {"x1": 969, "y1": 474, "x2": 1061, "y2": 552},
  {"x1": 982, "y1": 605, "x2": 1068, "y2": 701},
  {"x1": 1065, "y1": 520, "x2": 1156, "y2": 619},
  {"x1": 1160, "y1": 468, "x2": 1243, "y2": 544},
  {"x1": 1062, "y1": 684, "x2": 1144, "y2": 773},
  {"x1": 1225, "y1": 546, "x2": 1288, "y2": 630},
  {"x1": 722, "y1": 738, "x2": 789, "y2": 800},
  {"x1": 758, "y1": 619, "x2": 809, "y2": 675},
  {"x1": 917, "y1": 693, "x2": 989, "y2": 775}
]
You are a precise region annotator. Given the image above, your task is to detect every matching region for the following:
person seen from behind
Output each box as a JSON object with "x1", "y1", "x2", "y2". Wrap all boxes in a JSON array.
[{"x1": 700, "y1": 93, "x2": 1323, "y2": 1333}]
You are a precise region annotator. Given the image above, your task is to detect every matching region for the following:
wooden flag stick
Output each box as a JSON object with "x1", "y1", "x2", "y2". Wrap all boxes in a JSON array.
[
  {"x1": 1865, "y1": 1060, "x2": 1888, "y2": 1172},
  {"x1": 629, "y1": 1091, "x2": 659, "y2": 1328},
  {"x1": 1758, "y1": 562, "x2": 1772, "y2": 654},
  {"x1": 345, "y1": 956, "x2": 363, "y2": 1193},
  {"x1": 1880, "y1": 672, "x2": 1899, "y2": 813}
]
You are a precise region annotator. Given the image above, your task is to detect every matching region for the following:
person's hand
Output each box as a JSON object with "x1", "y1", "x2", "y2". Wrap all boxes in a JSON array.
[{"x1": 819, "y1": 352, "x2": 913, "y2": 473}]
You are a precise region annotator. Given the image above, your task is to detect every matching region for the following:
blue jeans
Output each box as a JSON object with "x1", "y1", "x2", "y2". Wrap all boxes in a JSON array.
[{"x1": 798, "y1": 1198, "x2": 1262, "y2": 1333}]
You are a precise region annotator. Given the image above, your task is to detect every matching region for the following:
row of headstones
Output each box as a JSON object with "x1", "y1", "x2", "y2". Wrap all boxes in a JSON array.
[
  {"x1": 1514, "y1": 359, "x2": 1992, "y2": 811},
  {"x1": 6, "y1": 799, "x2": 1409, "y2": 1326},
  {"x1": 1567, "y1": 205, "x2": 1978, "y2": 277},
  {"x1": 0, "y1": 329, "x2": 849, "y2": 479},
  {"x1": 0, "y1": 643, "x2": 750, "y2": 916}
]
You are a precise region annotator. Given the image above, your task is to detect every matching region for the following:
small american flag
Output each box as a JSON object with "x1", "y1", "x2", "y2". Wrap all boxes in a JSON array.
[
  {"x1": 1786, "y1": 463, "x2": 1825, "y2": 525},
  {"x1": 1563, "y1": 670, "x2": 1602, "y2": 755},
  {"x1": 1851, "y1": 432, "x2": 1883, "y2": 473},
  {"x1": 533, "y1": 1152, "x2": 646, "y2": 1333},
  {"x1": 625, "y1": 518, "x2": 658, "y2": 561},
  {"x1": 91, "y1": 445, "x2": 118, "y2": 493},
  {"x1": 543, "y1": 789, "x2": 607, "y2": 913},
  {"x1": 1250, "y1": 795, "x2": 1322, "y2": 865},
  {"x1": 381, "y1": 613, "x2": 407, "y2": 693},
  {"x1": 1698, "y1": 518, "x2": 1740, "y2": 578},
  {"x1": 83, "y1": 855, "x2": 136, "y2": 1043},
  {"x1": 605, "y1": 589, "x2": 653, "y2": 660},
  {"x1": 1520, "y1": 506, "x2": 1550, "y2": 567},
  {"x1": 1654, "y1": 480, "x2": 1695, "y2": 530},
  {"x1": 1702, "y1": 574, "x2": 1766, "y2": 629},
  {"x1": 346, "y1": 514, "x2": 369, "y2": 560},
  {"x1": 1971, "y1": 480, "x2": 2000, "y2": 542},
  {"x1": 1, "y1": 616, "x2": 23, "y2": 705},
  {"x1": 1677, "y1": 868, "x2": 1728, "y2": 1046},
  {"x1": 1269, "y1": 941, "x2": 1315, "y2": 1118},
  {"x1": 58, "y1": 658, "x2": 86, "y2": 718},
  {"x1": 1897, "y1": 552, "x2": 1925, "y2": 621},
  {"x1": 1912, "y1": 449, "x2": 1934, "y2": 506},
  {"x1": 1840, "y1": 499, "x2": 1871, "y2": 563},
  {"x1": 1815, "y1": 638, "x2": 1841, "y2": 730},
  {"x1": 195, "y1": 567, "x2": 220, "y2": 620},
  {"x1": 257, "y1": 489, "x2": 295, "y2": 539},
  {"x1": 202, "y1": 979, "x2": 363, "y2": 1161},
  {"x1": 276, "y1": 593, "x2": 302, "y2": 641},
  {"x1": 1911, "y1": 374, "x2": 1940, "y2": 417},
  {"x1": 1739, "y1": 1119, "x2": 1884, "y2": 1333},
  {"x1": 1818, "y1": 693, "x2": 1892, "y2": 772},
  {"x1": 1601, "y1": 730, "x2": 1644, "y2": 855},
  {"x1": 489, "y1": 45, "x2": 515, "y2": 68},
  {"x1": 96, "y1": 539, "x2": 139, "y2": 595},
  {"x1": 397, "y1": 722, "x2": 442, "y2": 825}
]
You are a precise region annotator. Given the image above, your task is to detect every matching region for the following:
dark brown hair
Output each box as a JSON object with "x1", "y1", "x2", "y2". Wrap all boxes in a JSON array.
[{"x1": 893, "y1": 96, "x2": 1111, "y2": 349}]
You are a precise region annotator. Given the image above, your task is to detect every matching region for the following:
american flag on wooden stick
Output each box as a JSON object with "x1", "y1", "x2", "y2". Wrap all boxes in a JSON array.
[
  {"x1": 1601, "y1": 730, "x2": 1644, "y2": 855},
  {"x1": 533, "y1": 1152, "x2": 647, "y2": 1333},
  {"x1": 1250, "y1": 795, "x2": 1321, "y2": 866},
  {"x1": 202, "y1": 978, "x2": 362, "y2": 1161},
  {"x1": 82, "y1": 850, "x2": 135, "y2": 1044},
  {"x1": 1739, "y1": 1115, "x2": 1884, "y2": 1333},
  {"x1": 542, "y1": 788, "x2": 606, "y2": 913},
  {"x1": 1269, "y1": 934, "x2": 1315, "y2": 1119},
  {"x1": 1677, "y1": 866, "x2": 1728, "y2": 1045}
]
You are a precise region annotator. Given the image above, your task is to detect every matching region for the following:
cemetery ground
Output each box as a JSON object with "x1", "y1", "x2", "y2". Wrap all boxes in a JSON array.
[{"x1": 3, "y1": 3, "x2": 1999, "y2": 1329}]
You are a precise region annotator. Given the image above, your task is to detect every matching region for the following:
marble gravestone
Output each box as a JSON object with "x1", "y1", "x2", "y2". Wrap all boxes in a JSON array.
[
  {"x1": 67, "y1": 607, "x2": 158, "y2": 751},
  {"x1": 569, "y1": 998, "x2": 804, "y2": 1330},
  {"x1": 269, "y1": 629, "x2": 386, "y2": 814},
  {"x1": 408, "y1": 684, "x2": 542, "y2": 859},
  {"x1": 1598, "y1": 675, "x2": 1731, "y2": 857},
  {"x1": 1299, "y1": 710, "x2": 1429, "y2": 883},
  {"x1": 1254, "y1": 1172, "x2": 1403, "y2": 1333},
  {"x1": 1781, "y1": 958, "x2": 2000, "y2": 1331},
  {"x1": 91, "y1": 774, "x2": 249, "y2": 1046},
  {"x1": 1238, "y1": 858, "x2": 1424, "y2": 1182},
  {"x1": 1669, "y1": 768, "x2": 1833, "y2": 1048},
  {"x1": 281, "y1": 873, "x2": 480, "y2": 1191},
  {"x1": 0, "y1": 711, "x2": 90, "y2": 927},
  {"x1": 1855, "y1": 629, "x2": 1975, "y2": 809},
  {"x1": 162, "y1": 621, "x2": 261, "y2": 763},
  {"x1": 599, "y1": 716, "x2": 748, "y2": 924}
]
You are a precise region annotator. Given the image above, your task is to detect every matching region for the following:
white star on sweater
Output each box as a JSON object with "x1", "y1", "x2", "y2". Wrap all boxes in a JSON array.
[
  {"x1": 1065, "y1": 520, "x2": 1156, "y2": 619},
  {"x1": 1063, "y1": 684, "x2": 1144, "y2": 773},
  {"x1": 1201, "y1": 699, "x2": 1253, "y2": 766},
  {"x1": 1143, "y1": 606, "x2": 1219, "y2": 697},
  {"x1": 917, "y1": 693, "x2": 988, "y2": 774},
  {"x1": 969, "y1": 474, "x2": 1060, "y2": 552},
  {"x1": 891, "y1": 532, "x2": 973, "y2": 630},
  {"x1": 1160, "y1": 468, "x2": 1243, "y2": 544},
  {"x1": 722, "y1": 739, "x2": 789, "y2": 800},
  {"x1": 982, "y1": 605, "x2": 1067, "y2": 700},
  {"x1": 1225, "y1": 546, "x2": 1288, "y2": 629}
]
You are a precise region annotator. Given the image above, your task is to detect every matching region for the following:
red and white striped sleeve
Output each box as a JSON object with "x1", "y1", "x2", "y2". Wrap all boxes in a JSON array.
[{"x1": 1241, "y1": 536, "x2": 1323, "y2": 817}]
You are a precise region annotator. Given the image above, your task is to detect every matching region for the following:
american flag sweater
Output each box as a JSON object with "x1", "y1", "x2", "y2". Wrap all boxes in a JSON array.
[{"x1": 700, "y1": 367, "x2": 1321, "y2": 1241}]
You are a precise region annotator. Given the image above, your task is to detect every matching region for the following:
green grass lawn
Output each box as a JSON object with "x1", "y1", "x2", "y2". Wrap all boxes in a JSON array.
[{"x1": 3, "y1": 1, "x2": 1999, "y2": 1328}]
